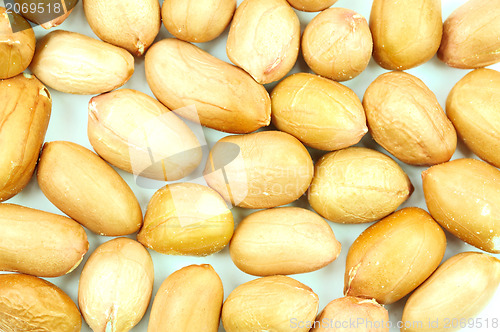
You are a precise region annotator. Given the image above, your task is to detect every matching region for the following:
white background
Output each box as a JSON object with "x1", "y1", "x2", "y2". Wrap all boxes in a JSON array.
[{"x1": 1, "y1": 0, "x2": 499, "y2": 331}]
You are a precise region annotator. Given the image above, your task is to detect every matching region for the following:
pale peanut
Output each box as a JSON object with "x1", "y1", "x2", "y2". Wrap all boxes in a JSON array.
[
  {"x1": 230, "y1": 207, "x2": 341, "y2": 276},
  {"x1": 79, "y1": 238, "x2": 154, "y2": 332},
  {"x1": 145, "y1": 38, "x2": 271, "y2": 134},
  {"x1": 162, "y1": 0, "x2": 235, "y2": 43},
  {"x1": 30, "y1": 30, "x2": 134, "y2": 95},
  {"x1": 83, "y1": 0, "x2": 160, "y2": 56}
]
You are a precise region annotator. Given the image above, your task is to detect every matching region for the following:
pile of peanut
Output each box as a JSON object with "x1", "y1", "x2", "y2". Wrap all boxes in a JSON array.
[{"x1": 0, "y1": 0, "x2": 499, "y2": 331}]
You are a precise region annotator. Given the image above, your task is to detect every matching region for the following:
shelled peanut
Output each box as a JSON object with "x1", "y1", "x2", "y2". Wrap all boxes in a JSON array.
[
  {"x1": 148, "y1": 264, "x2": 224, "y2": 332},
  {"x1": 83, "y1": 0, "x2": 161, "y2": 56},
  {"x1": 79, "y1": 238, "x2": 154, "y2": 332},
  {"x1": 230, "y1": 207, "x2": 341, "y2": 276},
  {"x1": 37, "y1": 141, "x2": 143, "y2": 236},
  {"x1": 0, "y1": 274, "x2": 82, "y2": 332},
  {"x1": 0, "y1": 8, "x2": 35, "y2": 79},
  {"x1": 0, "y1": 0, "x2": 500, "y2": 331},
  {"x1": 0, "y1": 73, "x2": 51, "y2": 202},
  {"x1": 402, "y1": 252, "x2": 500, "y2": 332},
  {"x1": 345, "y1": 207, "x2": 446, "y2": 304},
  {"x1": 302, "y1": 8, "x2": 372, "y2": 81},
  {"x1": 137, "y1": 182, "x2": 234, "y2": 256}
]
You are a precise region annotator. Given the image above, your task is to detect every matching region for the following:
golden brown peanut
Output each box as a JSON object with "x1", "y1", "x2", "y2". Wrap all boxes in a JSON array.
[
  {"x1": 308, "y1": 147, "x2": 413, "y2": 224},
  {"x1": 422, "y1": 158, "x2": 500, "y2": 253},
  {"x1": 79, "y1": 238, "x2": 154, "y2": 332},
  {"x1": 0, "y1": 274, "x2": 81, "y2": 332},
  {"x1": 438, "y1": 0, "x2": 500, "y2": 69},
  {"x1": 363, "y1": 71, "x2": 457, "y2": 166},
  {"x1": 230, "y1": 207, "x2": 341, "y2": 276},
  {"x1": 0, "y1": 8, "x2": 35, "y2": 79},
  {"x1": 227, "y1": 0, "x2": 300, "y2": 84},
  {"x1": 222, "y1": 275, "x2": 319, "y2": 332},
  {"x1": 148, "y1": 264, "x2": 223, "y2": 332},
  {"x1": 204, "y1": 131, "x2": 314, "y2": 209},
  {"x1": 446, "y1": 69, "x2": 500, "y2": 168},
  {"x1": 145, "y1": 38, "x2": 271, "y2": 134},
  {"x1": 30, "y1": 30, "x2": 134, "y2": 95},
  {"x1": 88, "y1": 89, "x2": 202, "y2": 181},
  {"x1": 137, "y1": 182, "x2": 234, "y2": 256},
  {"x1": 311, "y1": 297, "x2": 389, "y2": 332},
  {"x1": 344, "y1": 207, "x2": 446, "y2": 304},
  {"x1": 402, "y1": 252, "x2": 500, "y2": 332},
  {"x1": 162, "y1": 0, "x2": 235, "y2": 43},
  {"x1": 83, "y1": 0, "x2": 160, "y2": 56},
  {"x1": 37, "y1": 141, "x2": 143, "y2": 236},
  {"x1": 0, "y1": 204, "x2": 88, "y2": 278},
  {"x1": 370, "y1": 0, "x2": 442, "y2": 70},
  {"x1": 302, "y1": 8, "x2": 372, "y2": 81},
  {"x1": 0, "y1": 73, "x2": 51, "y2": 202},
  {"x1": 271, "y1": 73, "x2": 367, "y2": 151},
  {"x1": 285, "y1": 0, "x2": 337, "y2": 12}
]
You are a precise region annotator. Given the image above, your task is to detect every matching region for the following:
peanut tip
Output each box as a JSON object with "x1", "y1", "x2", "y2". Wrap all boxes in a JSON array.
[
  {"x1": 136, "y1": 41, "x2": 145, "y2": 56},
  {"x1": 345, "y1": 263, "x2": 360, "y2": 295}
]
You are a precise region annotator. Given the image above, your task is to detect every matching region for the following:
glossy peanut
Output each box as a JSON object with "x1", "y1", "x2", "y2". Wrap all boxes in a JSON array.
[
  {"x1": 0, "y1": 73, "x2": 51, "y2": 202},
  {"x1": 344, "y1": 207, "x2": 446, "y2": 304},
  {"x1": 0, "y1": 8, "x2": 35, "y2": 79},
  {"x1": 137, "y1": 182, "x2": 234, "y2": 256}
]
